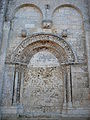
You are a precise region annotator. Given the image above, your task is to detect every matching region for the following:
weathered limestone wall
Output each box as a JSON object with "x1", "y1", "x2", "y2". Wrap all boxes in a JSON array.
[
  {"x1": 0, "y1": 0, "x2": 90, "y2": 120},
  {"x1": 87, "y1": 0, "x2": 90, "y2": 88},
  {"x1": 22, "y1": 51, "x2": 63, "y2": 113},
  {"x1": 0, "y1": 0, "x2": 9, "y2": 119}
]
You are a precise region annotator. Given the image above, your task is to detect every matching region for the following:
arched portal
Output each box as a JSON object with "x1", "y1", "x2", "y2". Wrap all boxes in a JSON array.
[{"x1": 8, "y1": 34, "x2": 75, "y2": 116}]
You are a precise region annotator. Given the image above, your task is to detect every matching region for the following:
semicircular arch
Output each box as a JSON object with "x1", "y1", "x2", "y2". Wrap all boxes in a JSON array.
[
  {"x1": 13, "y1": 3, "x2": 43, "y2": 19},
  {"x1": 10, "y1": 34, "x2": 75, "y2": 64},
  {"x1": 52, "y1": 4, "x2": 83, "y2": 19}
]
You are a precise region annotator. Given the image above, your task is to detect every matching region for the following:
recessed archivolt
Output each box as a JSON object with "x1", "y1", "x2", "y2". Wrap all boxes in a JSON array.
[
  {"x1": 9, "y1": 34, "x2": 75, "y2": 64},
  {"x1": 19, "y1": 45, "x2": 66, "y2": 65}
]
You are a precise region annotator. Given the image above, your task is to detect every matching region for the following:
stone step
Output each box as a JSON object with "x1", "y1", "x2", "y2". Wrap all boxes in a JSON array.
[
  {"x1": 18, "y1": 117, "x2": 90, "y2": 120},
  {"x1": 18, "y1": 118, "x2": 59, "y2": 120},
  {"x1": 1, "y1": 116, "x2": 90, "y2": 120}
]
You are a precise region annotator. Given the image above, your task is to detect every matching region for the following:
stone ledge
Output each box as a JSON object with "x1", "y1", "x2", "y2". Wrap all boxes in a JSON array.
[
  {"x1": 1, "y1": 106, "x2": 23, "y2": 114},
  {"x1": 1, "y1": 116, "x2": 90, "y2": 120},
  {"x1": 1, "y1": 107, "x2": 90, "y2": 117}
]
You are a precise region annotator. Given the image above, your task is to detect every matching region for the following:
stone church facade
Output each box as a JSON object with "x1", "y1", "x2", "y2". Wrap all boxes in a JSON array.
[{"x1": 0, "y1": 0, "x2": 90, "y2": 120}]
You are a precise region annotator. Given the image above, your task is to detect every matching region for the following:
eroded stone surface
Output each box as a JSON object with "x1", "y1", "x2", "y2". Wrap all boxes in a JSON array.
[{"x1": 0, "y1": 0, "x2": 90, "y2": 120}]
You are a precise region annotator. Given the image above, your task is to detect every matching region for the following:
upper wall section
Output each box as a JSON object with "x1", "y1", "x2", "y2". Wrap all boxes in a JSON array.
[
  {"x1": 6, "y1": 0, "x2": 89, "y2": 27},
  {"x1": 4, "y1": 0, "x2": 90, "y2": 63}
]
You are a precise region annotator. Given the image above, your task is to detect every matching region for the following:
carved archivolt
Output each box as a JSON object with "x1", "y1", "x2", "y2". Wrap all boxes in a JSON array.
[{"x1": 8, "y1": 33, "x2": 75, "y2": 64}]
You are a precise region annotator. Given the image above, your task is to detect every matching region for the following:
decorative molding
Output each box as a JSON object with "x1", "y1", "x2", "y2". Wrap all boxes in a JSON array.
[{"x1": 6, "y1": 33, "x2": 75, "y2": 64}]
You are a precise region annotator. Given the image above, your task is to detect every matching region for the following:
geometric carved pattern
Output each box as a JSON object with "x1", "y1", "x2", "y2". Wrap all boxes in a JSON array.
[{"x1": 9, "y1": 33, "x2": 75, "y2": 64}]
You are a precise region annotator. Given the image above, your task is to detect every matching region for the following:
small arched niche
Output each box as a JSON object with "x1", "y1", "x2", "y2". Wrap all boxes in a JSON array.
[
  {"x1": 23, "y1": 51, "x2": 64, "y2": 114},
  {"x1": 14, "y1": 4, "x2": 42, "y2": 29},
  {"x1": 52, "y1": 5, "x2": 83, "y2": 34},
  {"x1": 9, "y1": 4, "x2": 43, "y2": 48},
  {"x1": 52, "y1": 5, "x2": 85, "y2": 62}
]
